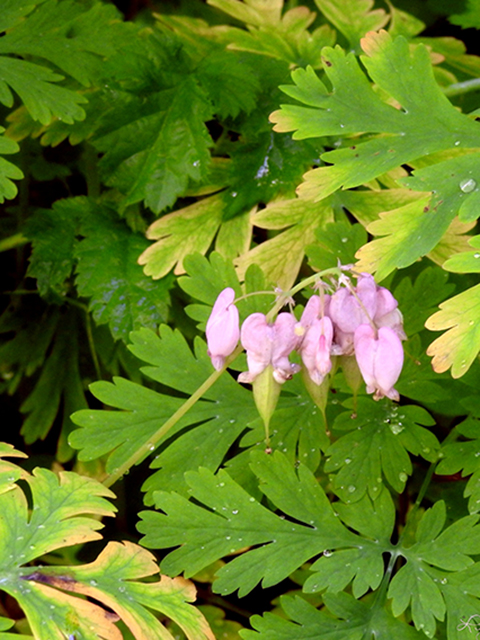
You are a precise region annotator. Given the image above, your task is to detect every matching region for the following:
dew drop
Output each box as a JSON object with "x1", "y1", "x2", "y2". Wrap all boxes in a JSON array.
[
  {"x1": 323, "y1": 549, "x2": 333, "y2": 557},
  {"x1": 347, "y1": 485, "x2": 356, "y2": 493},
  {"x1": 440, "y1": 578, "x2": 447, "y2": 584},
  {"x1": 232, "y1": 509, "x2": 239, "y2": 515},
  {"x1": 90, "y1": 580, "x2": 97, "y2": 586},
  {"x1": 460, "y1": 178, "x2": 477, "y2": 193},
  {"x1": 390, "y1": 423, "x2": 404, "y2": 435},
  {"x1": 399, "y1": 472, "x2": 408, "y2": 483},
  {"x1": 474, "y1": 253, "x2": 480, "y2": 259},
  {"x1": 345, "y1": 458, "x2": 352, "y2": 464}
]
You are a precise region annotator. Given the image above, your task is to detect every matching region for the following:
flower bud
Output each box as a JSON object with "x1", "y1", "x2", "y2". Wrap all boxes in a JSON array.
[
  {"x1": 206, "y1": 288, "x2": 240, "y2": 370},
  {"x1": 354, "y1": 324, "x2": 403, "y2": 401}
]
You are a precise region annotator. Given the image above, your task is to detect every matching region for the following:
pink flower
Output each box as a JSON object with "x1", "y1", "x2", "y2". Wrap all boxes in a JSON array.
[
  {"x1": 354, "y1": 324, "x2": 403, "y2": 401},
  {"x1": 330, "y1": 274, "x2": 377, "y2": 334},
  {"x1": 300, "y1": 316, "x2": 334, "y2": 385},
  {"x1": 238, "y1": 312, "x2": 300, "y2": 384},
  {"x1": 206, "y1": 288, "x2": 240, "y2": 370}
]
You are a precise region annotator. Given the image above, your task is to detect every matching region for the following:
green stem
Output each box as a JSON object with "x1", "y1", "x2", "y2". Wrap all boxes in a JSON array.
[
  {"x1": 83, "y1": 143, "x2": 100, "y2": 199},
  {"x1": 84, "y1": 310, "x2": 102, "y2": 381},
  {"x1": 398, "y1": 426, "x2": 459, "y2": 543},
  {"x1": 371, "y1": 425, "x2": 460, "y2": 611},
  {"x1": 443, "y1": 78, "x2": 480, "y2": 98},
  {"x1": 102, "y1": 344, "x2": 243, "y2": 488},
  {"x1": 266, "y1": 266, "x2": 343, "y2": 322}
]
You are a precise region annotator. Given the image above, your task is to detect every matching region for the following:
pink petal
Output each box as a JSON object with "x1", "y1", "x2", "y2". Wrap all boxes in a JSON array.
[{"x1": 206, "y1": 287, "x2": 240, "y2": 370}]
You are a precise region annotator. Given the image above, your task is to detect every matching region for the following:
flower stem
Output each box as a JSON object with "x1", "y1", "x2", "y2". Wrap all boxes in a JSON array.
[
  {"x1": 101, "y1": 344, "x2": 243, "y2": 488},
  {"x1": 443, "y1": 78, "x2": 480, "y2": 98}
]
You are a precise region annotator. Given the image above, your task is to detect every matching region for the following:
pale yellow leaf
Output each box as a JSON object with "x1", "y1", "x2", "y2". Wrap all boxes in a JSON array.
[
  {"x1": 426, "y1": 284, "x2": 480, "y2": 377},
  {"x1": 235, "y1": 197, "x2": 333, "y2": 289},
  {"x1": 139, "y1": 195, "x2": 223, "y2": 279}
]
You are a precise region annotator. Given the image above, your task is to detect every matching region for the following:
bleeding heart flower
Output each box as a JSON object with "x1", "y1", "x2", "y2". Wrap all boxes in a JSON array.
[
  {"x1": 354, "y1": 324, "x2": 403, "y2": 401},
  {"x1": 206, "y1": 288, "x2": 240, "y2": 370},
  {"x1": 238, "y1": 312, "x2": 300, "y2": 384},
  {"x1": 300, "y1": 316, "x2": 334, "y2": 385}
]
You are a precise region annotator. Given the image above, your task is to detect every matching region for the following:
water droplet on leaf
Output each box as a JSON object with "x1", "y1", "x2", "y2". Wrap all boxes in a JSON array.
[{"x1": 460, "y1": 178, "x2": 476, "y2": 193}]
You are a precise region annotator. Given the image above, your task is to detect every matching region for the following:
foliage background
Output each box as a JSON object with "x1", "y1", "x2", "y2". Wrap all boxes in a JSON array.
[{"x1": 2, "y1": 0, "x2": 480, "y2": 638}]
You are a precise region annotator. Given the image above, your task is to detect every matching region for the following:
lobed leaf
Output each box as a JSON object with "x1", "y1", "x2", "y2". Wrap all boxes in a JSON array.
[
  {"x1": 389, "y1": 500, "x2": 480, "y2": 637},
  {"x1": 325, "y1": 399, "x2": 438, "y2": 502},
  {"x1": 75, "y1": 200, "x2": 172, "y2": 341},
  {"x1": 314, "y1": 0, "x2": 388, "y2": 50},
  {"x1": 425, "y1": 283, "x2": 480, "y2": 377},
  {"x1": 139, "y1": 451, "x2": 392, "y2": 598},
  {"x1": 243, "y1": 591, "x2": 425, "y2": 639},
  {"x1": 0, "y1": 127, "x2": 23, "y2": 203}
]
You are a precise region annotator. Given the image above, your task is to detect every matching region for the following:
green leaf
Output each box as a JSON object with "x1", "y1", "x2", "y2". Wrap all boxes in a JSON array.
[
  {"x1": 178, "y1": 252, "x2": 272, "y2": 330},
  {"x1": 0, "y1": 127, "x2": 23, "y2": 203},
  {"x1": 313, "y1": 0, "x2": 388, "y2": 50},
  {"x1": 0, "y1": 443, "x2": 28, "y2": 495},
  {"x1": 443, "y1": 234, "x2": 480, "y2": 273},
  {"x1": 0, "y1": 463, "x2": 213, "y2": 640},
  {"x1": 388, "y1": 500, "x2": 480, "y2": 637},
  {"x1": 0, "y1": 0, "x2": 48, "y2": 32},
  {"x1": 271, "y1": 32, "x2": 480, "y2": 205},
  {"x1": 24, "y1": 199, "x2": 83, "y2": 298},
  {"x1": 425, "y1": 283, "x2": 480, "y2": 378},
  {"x1": 210, "y1": 5, "x2": 335, "y2": 68},
  {"x1": 393, "y1": 267, "x2": 455, "y2": 336},
  {"x1": 0, "y1": 0, "x2": 122, "y2": 86},
  {"x1": 75, "y1": 200, "x2": 172, "y2": 341},
  {"x1": 96, "y1": 77, "x2": 213, "y2": 214},
  {"x1": 139, "y1": 451, "x2": 394, "y2": 597},
  {"x1": 450, "y1": 0, "x2": 480, "y2": 29},
  {"x1": 70, "y1": 326, "x2": 258, "y2": 495},
  {"x1": 324, "y1": 399, "x2": 438, "y2": 502},
  {"x1": 306, "y1": 220, "x2": 367, "y2": 272},
  {"x1": 0, "y1": 56, "x2": 86, "y2": 125},
  {"x1": 303, "y1": 490, "x2": 395, "y2": 597},
  {"x1": 208, "y1": 0, "x2": 283, "y2": 28},
  {"x1": 436, "y1": 417, "x2": 480, "y2": 514},
  {"x1": 19, "y1": 308, "x2": 87, "y2": 452},
  {"x1": 242, "y1": 591, "x2": 425, "y2": 639},
  {"x1": 0, "y1": 302, "x2": 60, "y2": 382},
  {"x1": 224, "y1": 132, "x2": 321, "y2": 221}
]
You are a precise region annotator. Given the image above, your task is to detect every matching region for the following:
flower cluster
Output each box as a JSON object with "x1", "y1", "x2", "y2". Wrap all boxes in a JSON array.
[{"x1": 205, "y1": 274, "x2": 405, "y2": 402}]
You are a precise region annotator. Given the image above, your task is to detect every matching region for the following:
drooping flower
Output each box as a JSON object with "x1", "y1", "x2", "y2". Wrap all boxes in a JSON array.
[
  {"x1": 206, "y1": 288, "x2": 240, "y2": 370},
  {"x1": 353, "y1": 324, "x2": 404, "y2": 401},
  {"x1": 238, "y1": 312, "x2": 300, "y2": 384},
  {"x1": 300, "y1": 316, "x2": 334, "y2": 385},
  {"x1": 329, "y1": 274, "x2": 377, "y2": 334}
]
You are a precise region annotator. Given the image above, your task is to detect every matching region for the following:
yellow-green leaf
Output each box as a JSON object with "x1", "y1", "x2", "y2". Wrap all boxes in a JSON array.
[
  {"x1": 139, "y1": 194, "x2": 224, "y2": 279},
  {"x1": 234, "y1": 197, "x2": 333, "y2": 289},
  {"x1": 426, "y1": 284, "x2": 480, "y2": 377}
]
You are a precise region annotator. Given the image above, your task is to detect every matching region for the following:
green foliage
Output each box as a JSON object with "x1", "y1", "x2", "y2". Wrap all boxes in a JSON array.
[
  {"x1": 325, "y1": 399, "x2": 438, "y2": 502},
  {"x1": 75, "y1": 201, "x2": 172, "y2": 340},
  {"x1": 0, "y1": 445, "x2": 213, "y2": 639},
  {"x1": 4, "y1": 0, "x2": 480, "y2": 638},
  {"x1": 0, "y1": 128, "x2": 23, "y2": 202},
  {"x1": 139, "y1": 451, "x2": 387, "y2": 596}
]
